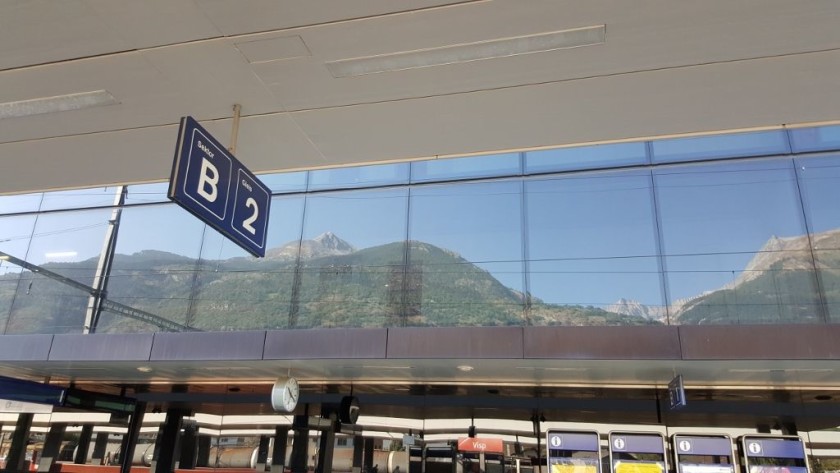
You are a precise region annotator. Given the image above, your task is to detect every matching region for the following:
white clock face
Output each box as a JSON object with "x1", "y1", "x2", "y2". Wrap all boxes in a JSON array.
[
  {"x1": 271, "y1": 376, "x2": 299, "y2": 413},
  {"x1": 283, "y1": 377, "x2": 299, "y2": 412}
]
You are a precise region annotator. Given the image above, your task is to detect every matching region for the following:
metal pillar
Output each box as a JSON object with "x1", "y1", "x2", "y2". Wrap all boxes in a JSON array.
[
  {"x1": 37, "y1": 423, "x2": 67, "y2": 472},
  {"x1": 150, "y1": 409, "x2": 184, "y2": 473},
  {"x1": 271, "y1": 428, "x2": 289, "y2": 473},
  {"x1": 256, "y1": 435, "x2": 270, "y2": 472},
  {"x1": 363, "y1": 438, "x2": 374, "y2": 473},
  {"x1": 352, "y1": 436, "x2": 364, "y2": 473},
  {"x1": 74, "y1": 425, "x2": 94, "y2": 464},
  {"x1": 179, "y1": 423, "x2": 198, "y2": 470},
  {"x1": 196, "y1": 436, "x2": 211, "y2": 468},
  {"x1": 2, "y1": 413, "x2": 33, "y2": 473},
  {"x1": 290, "y1": 416, "x2": 310, "y2": 473},
  {"x1": 315, "y1": 424, "x2": 336, "y2": 473},
  {"x1": 119, "y1": 402, "x2": 146, "y2": 473},
  {"x1": 92, "y1": 432, "x2": 110, "y2": 465}
]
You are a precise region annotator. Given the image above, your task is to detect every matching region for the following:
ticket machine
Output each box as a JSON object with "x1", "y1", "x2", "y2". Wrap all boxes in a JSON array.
[
  {"x1": 672, "y1": 434, "x2": 736, "y2": 473},
  {"x1": 609, "y1": 432, "x2": 667, "y2": 473},
  {"x1": 546, "y1": 430, "x2": 602, "y2": 473},
  {"x1": 739, "y1": 436, "x2": 809, "y2": 473}
]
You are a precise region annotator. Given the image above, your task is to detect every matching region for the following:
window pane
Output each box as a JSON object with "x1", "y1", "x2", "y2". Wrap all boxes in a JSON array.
[
  {"x1": 0, "y1": 214, "x2": 37, "y2": 332},
  {"x1": 258, "y1": 171, "x2": 308, "y2": 193},
  {"x1": 526, "y1": 170, "x2": 664, "y2": 325},
  {"x1": 188, "y1": 195, "x2": 305, "y2": 331},
  {"x1": 408, "y1": 181, "x2": 523, "y2": 326},
  {"x1": 0, "y1": 192, "x2": 43, "y2": 215},
  {"x1": 5, "y1": 208, "x2": 113, "y2": 334},
  {"x1": 99, "y1": 204, "x2": 206, "y2": 333},
  {"x1": 125, "y1": 182, "x2": 170, "y2": 205},
  {"x1": 295, "y1": 188, "x2": 408, "y2": 328},
  {"x1": 795, "y1": 154, "x2": 840, "y2": 322},
  {"x1": 655, "y1": 158, "x2": 820, "y2": 324},
  {"x1": 308, "y1": 163, "x2": 409, "y2": 191},
  {"x1": 40, "y1": 187, "x2": 120, "y2": 211},
  {"x1": 651, "y1": 130, "x2": 790, "y2": 164},
  {"x1": 790, "y1": 125, "x2": 840, "y2": 153},
  {"x1": 411, "y1": 153, "x2": 520, "y2": 183},
  {"x1": 526, "y1": 142, "x2": 648, "y2": 174}
]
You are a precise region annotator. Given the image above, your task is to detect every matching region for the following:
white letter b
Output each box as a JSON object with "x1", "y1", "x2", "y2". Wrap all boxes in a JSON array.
[{"x1": 197, "y1": 158, "x2": 219, "y2": 202}]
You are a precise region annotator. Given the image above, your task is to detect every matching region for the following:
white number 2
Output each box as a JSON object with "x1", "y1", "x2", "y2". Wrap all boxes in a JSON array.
[{"x1": 242, "y1": 197, "x2": 258, "y2": 235}]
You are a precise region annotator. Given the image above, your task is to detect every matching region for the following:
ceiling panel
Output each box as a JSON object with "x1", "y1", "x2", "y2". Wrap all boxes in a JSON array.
[
  {"x1": 194, "y1": 0, "x2": 479, "y2": 36},
  {"x1": 288, "y1": 49, "x2": 840, "y2": 166},
  {"x1": 82, "y1": 0, "x2": 222, "y2": 49}
]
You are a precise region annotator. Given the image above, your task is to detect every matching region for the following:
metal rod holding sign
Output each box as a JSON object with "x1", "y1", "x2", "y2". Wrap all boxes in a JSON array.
[{"x1": 169, "y1": 116, "x2": 271, "y2": 257}]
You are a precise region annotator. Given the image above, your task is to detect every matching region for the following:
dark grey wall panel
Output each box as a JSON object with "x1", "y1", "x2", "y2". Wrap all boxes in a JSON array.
[
  {"x1": 680, "y1": 325, "x2": 840, "y2": 360},
  {"x1": 150, "y1": 331, "x2": 266, "y2": 360},
  {"x1": 0, "y1": 334, "x2": 52, "y2": 361},
  {"x1": 48, "y1": 333, "x2": 153, "y2": 361},
  {"x1": 524, "y1": 326, "x2": 681, "y2": 359},
  {"x1": 264, "y1": 328, "x2": 387, "y2": 359},
  {"x1": 387, "y1": 327, "x2": 523, "y2": 358}
]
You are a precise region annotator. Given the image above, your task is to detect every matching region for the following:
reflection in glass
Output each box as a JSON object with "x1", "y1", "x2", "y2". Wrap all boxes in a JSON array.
[
  {"x1": 652, "y1": 130, "x2": 789, "y2": 164},
  {"x1": 124, "y1": 182, "x2": 170, "y2": 205},
  {"x1": 258, "y1": 171, "x2": 308, "y2": 194},
  {"x1": 526, "y1": 170, "x2": 664, "y2": 325},
  {"x1": 526, "y1": 141, "x2": 648, "y2": 174},
  {"x1": 99, "y1": 204, "x2": 205, "y2": 333},
  {"x1": 0, "y1": 215, "x2": 38, "y2": 332},
  {"x1": 308, "y1": 163, "x2": 409, "y2": 191},
  {"x1": 40, "y1": 187, "x2": 120, "y2": 211},
  {"x1": 409, "y1": 181, "x2": 523, "y2": 326},
  {"x1": 189, "y1": 195, "x2": 305, "y2": 330},
  {"x1": 789, "y1": 125, "x2": 840, "y2": 153},
  {"x1": 655, "y1": 158, "x2": 820, "y2": 324},
  {"x1": 0, "y1": 192, "x2": 43, "y2": 215},
  {"x1": 795, "y1": 155, "x2": 840, "y2": 322},
  {"x1": 411, "y1": 153, "x2": 520, "y2": 183},
  {"x1": 4, "y1": 209, "x2": 112, "y2": 334},
  {"x1": 295, "y1": 188, "x2": 408, "y2": 328}
]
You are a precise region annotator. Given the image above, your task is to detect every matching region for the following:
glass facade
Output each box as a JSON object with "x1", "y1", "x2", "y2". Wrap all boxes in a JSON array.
[{"x1": 2, "y1": 124, "x2": 840, "y2": 333}]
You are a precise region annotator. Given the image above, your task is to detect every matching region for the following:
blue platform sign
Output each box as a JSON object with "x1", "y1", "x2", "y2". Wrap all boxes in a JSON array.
[{"x1": 169, "y1": 116, "x2": 271, "y2": 257}]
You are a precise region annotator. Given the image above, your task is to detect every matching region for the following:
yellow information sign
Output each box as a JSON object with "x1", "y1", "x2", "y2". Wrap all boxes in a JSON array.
[
  {"x1": 614, "y1": 462, "x2": 664, "y2": 473},
  {"x1": 552, "y1": 464, "x2": 598, "y2": 473}
]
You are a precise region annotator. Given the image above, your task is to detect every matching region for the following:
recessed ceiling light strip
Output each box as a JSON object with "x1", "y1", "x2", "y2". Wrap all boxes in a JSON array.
[
  {"x1": 0, "y1": 90, "x2": 118, "y2": 119},
  {"x1": 326, "y1": 25, "x2": 606, "y2": 77}
]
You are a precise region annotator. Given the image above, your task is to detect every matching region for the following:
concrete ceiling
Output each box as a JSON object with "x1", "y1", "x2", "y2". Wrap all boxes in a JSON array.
[
  {"x1": 3, "y1": 1, "x2": 840, "y2": 426},
  {"x1": 1, "y1": 0, "x2": 839, "y2": 195}
]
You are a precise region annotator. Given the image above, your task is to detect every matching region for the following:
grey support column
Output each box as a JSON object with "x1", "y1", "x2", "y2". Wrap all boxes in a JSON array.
[
  {"x1": 92, "y1": 432, "x2": 110, "y2": 465},
  {"x1": 2, "y1": 413, "x2": 33, "y2": 473},
  {"x1": 150, "y1": 408, "x2": 185, "y2": 473},
  {"x1": 290, "y1": 416, "x2": 310, "y2": 473},
  {"x1": 256, "y1": 435, "x2": 271, "y2": 472},
  {"x1": 271, "y1": 427, "x2": 289, "y2": 473},
  {"x1": 351, "y1": 436, "x2": 363, "y2": 473},
  {"x1": 74, "y1": 425, "x2": 94, "y2": 464},
  {"x1": 37, "y1": 423, "x2": 67, "y2": 473}
]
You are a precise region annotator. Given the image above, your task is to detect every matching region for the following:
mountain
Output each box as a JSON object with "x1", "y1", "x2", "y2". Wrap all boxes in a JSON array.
[
  {"x1": 0, "y1": 234, "x2": 660, "y2": 333},
  {"x1": 607, "y1": 298, "x2": 666, "y2": 322},
  {"x1": 673, "y1": 229, "x2": 840, "y2": 324},
  {"x1": 265, "y1": 232, "x2": 355, "y2": 260}
]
